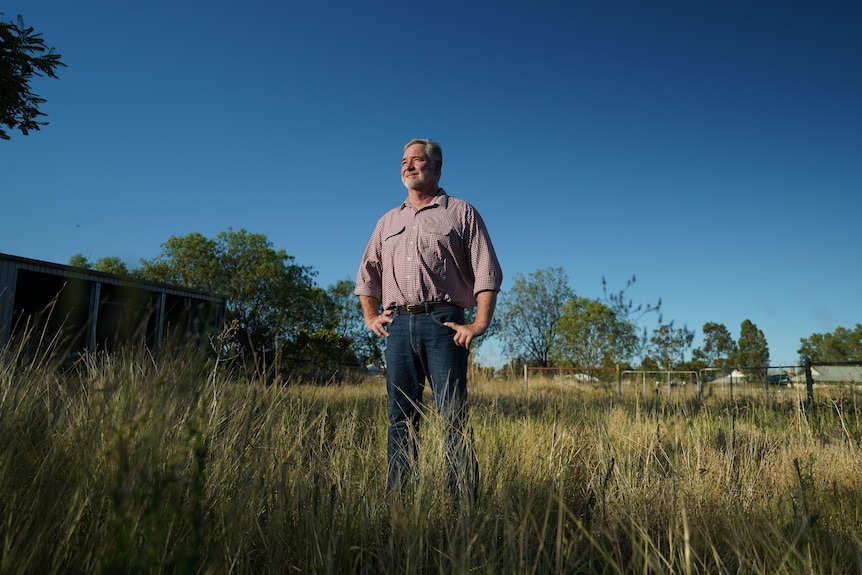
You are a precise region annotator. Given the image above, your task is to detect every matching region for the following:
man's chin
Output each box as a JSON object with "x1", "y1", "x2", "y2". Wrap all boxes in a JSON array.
[{"x1": 402, "y1": 177, "x2": 422, "y2": 189}]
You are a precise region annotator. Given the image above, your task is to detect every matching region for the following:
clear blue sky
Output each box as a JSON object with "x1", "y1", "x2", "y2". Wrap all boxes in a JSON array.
[{"x1": 3, "y1": 0, "x2": 860, "y2": 367}]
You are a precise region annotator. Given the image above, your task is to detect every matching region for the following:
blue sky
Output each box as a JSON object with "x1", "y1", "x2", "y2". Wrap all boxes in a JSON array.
[{"x1": 3, "y1": 0, "x2": 860, "y2": 367}]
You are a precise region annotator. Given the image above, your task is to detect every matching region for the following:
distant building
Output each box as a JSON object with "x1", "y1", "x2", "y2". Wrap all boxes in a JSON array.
[
  {"x1": 708, "y1": 366, "x2": 862, "y2": 386},
  {"x1": 0, "y1": 252, "x2": 226, "y2": 358},
  {"x1": 808, "y1": 365, "x2": 862, "y2": 384}
]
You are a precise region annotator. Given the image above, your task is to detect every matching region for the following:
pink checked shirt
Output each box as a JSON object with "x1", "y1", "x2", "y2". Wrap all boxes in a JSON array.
[{"x1": 355, "y1": 190, "x2": 503, "y2": 310}]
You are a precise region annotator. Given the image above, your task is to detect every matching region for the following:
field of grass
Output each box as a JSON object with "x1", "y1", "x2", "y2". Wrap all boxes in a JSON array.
[{"x1": 2, "y1": 343, "x2": 861, "y2": 574}]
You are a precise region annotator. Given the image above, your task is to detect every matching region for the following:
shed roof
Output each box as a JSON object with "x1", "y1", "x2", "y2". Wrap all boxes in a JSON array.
[{"x1": 1, "y1": 252, "x2": 224, "y2": 301}]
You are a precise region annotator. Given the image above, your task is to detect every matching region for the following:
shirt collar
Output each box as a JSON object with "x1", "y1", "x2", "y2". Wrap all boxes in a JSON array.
[{"x1": 400, "y1": 188, "x2": 449, "y2": 211}]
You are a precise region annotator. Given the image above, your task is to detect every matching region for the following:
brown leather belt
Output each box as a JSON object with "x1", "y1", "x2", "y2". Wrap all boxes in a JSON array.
[{"x1": 395, "y1": 302, "x2": 455, "y2": 314}]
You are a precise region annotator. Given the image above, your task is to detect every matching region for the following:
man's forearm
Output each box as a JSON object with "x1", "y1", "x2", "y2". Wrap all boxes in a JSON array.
[
  {"x1": 359, "y1": 295, "x2": 381, "y2": 325},
  {"x1": 472, "y1": 290, "x2": 498, "y2": 334}
]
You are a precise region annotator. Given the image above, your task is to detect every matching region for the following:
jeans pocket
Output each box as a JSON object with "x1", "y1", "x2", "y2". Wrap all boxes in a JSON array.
[{"x1": 429, "y1": 307, "x2": 464, "y2": 329}]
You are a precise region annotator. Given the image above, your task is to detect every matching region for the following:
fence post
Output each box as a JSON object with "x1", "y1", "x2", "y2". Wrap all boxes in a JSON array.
[
  {"x1": 666, "y1": 370, "x2": 671, "y2": 399},
  {"x1": 524, "y1": 364, "x2": 528, "y2": 394},
  {"x1": 617, "y1": 364, "x2": 621, "y2": 397},
  {"x1": 805, "y1": 358, "x2": 814, "y2": 406}
]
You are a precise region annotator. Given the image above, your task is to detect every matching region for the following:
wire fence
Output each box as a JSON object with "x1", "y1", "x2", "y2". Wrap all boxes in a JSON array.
[{"x1": 524, "y1": 361, "x2": 862, "y2": 404}]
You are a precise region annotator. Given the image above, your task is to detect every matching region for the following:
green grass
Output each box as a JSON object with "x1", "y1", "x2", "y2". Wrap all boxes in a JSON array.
[{"x1": 1, "y1": 343, "x2": 861, "y2": 574}]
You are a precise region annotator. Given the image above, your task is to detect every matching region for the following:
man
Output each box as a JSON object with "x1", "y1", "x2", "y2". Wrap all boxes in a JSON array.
[{"x1": 355, "y1": 138, "x2": 503, "y2": 502}]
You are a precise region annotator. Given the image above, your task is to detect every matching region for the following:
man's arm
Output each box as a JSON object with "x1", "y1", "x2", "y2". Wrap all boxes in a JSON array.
[
  {"x1": 360, "y1": 295, "x2": 393, "y2": 338},
  {"x1": 445, "y1": 290, "x2": 497, "y2": 349}
]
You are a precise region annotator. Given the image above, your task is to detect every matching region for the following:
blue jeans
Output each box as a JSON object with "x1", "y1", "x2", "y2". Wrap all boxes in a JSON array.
[{"x1": 385, "y1": 304, "x2": 478, "y2": 501}]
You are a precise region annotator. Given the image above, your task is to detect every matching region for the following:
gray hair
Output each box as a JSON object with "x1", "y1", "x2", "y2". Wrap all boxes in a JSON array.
[{"x1": 403, "y1": 138, "x2": 443, "y2": 165}]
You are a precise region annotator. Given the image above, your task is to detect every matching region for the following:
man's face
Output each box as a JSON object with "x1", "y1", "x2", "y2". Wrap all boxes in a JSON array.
[{"x1": 401, "y1": 143, "x2": 440, "y2": 193}]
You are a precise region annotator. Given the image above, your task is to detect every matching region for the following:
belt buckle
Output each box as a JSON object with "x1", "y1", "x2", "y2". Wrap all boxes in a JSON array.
[{"x1": 405, "y1": 303, "x2": 424, "y2": 313}]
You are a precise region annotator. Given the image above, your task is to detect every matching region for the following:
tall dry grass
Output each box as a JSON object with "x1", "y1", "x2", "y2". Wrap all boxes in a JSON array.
[{"x1": 1, "y1": 338, "x2": 861, "y2": 574}]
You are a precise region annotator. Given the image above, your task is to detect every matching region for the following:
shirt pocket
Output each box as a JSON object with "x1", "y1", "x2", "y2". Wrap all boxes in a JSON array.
[
  {"x1": 420, "y1": 222, "x2": 455, "y2": 252},
  {"x1": 384, "y1": 226, "x2": 406, "y2": 242},
  {"x1": 382, "y1": 225, "x2": 406, "y2": 263}
]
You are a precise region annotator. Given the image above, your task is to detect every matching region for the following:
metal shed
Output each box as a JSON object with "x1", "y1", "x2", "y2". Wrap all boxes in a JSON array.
[{"x1": 0, "y1": 252, "x2": 226, "y2": 357}]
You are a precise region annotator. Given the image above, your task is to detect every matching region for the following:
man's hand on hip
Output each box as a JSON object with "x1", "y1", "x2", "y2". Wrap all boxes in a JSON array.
[{"x1": 444, "y1": 321, "x2": 488, "y2": 349}]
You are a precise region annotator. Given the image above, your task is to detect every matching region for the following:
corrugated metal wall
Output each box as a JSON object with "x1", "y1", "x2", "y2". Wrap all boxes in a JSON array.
[{"x1": 0, "y1": 252, "x2": 226, "y2": 357}]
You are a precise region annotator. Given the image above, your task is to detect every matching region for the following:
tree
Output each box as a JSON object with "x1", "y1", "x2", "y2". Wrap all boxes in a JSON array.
[
  {"x1": 551, "y1": 296, "x2": 639, "y2": 367},
  {"x1": 493, "y1": 267, "x2": 573, "y2": 366},
  {"x1": 602, "y1": 275, "x2": 662, "y2": 323},
  {"x1": 1, "y1": 13, "x2": 65, "y2": 140},
  {"x1": 601, "y1": 274, "x2": 662, "y2": 358},
  {"x1": 69, "y1": 254, "x2": 130, "y2": 275},
  {"x1": 325, "y1": 278, "x2": 384, "y2": 368},
  {"x1": 280, "y1": 328, "x2": 359, "y2": 379},
  {"x1": 136, "y1": 229, "x2": 317, "y2": 357},
  {"x1": 736, "y1": 319, "x2": 769, "y2": 384},
  {"x1": 68, "y1": 254, "x2": 90, "y2": 269},
  {"x1": 645, "y1": 324, "x2": 694, "y2": 371},
  {"x1": 798, "y1": 324, "x2": 862, "y2": 362},
  {"x1": 640, "y1": 356, "x2": 660, "y2": 372},
  {"x1": 692, "y1": 322, "x2": 737, "y2": 368},
  {"x1": 135, "y1": 232, "x2": 220, "y2": 290},
  {"x1": 93, "y1": 257, "x2": 130, "y2": 276}
]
